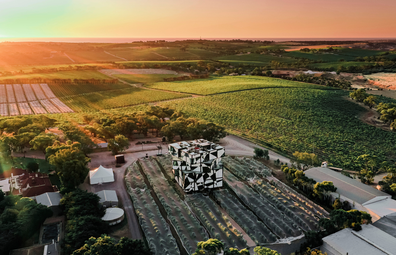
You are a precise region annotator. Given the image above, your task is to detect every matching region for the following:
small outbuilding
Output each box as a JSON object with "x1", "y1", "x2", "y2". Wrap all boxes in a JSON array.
[
  {"x1": 101, "y1": 207, "x2": 124, "y2": 226},
  {"x1": 115, "y1": 154, "x2": 125, "y2": 164},
  {"x1": 89, "y1": 165, "x2": 114, "y2": 185},
  {"x1": 96, "y1": 190, "x2": 118, "y2": 207},
  {"x1": 35, "y1": 192, "x2": 62, "y2": 215}
]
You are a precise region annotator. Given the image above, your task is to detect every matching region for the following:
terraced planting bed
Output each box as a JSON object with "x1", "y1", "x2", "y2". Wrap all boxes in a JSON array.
[
  {"x1": 125, "y1": 164, "x2": 179, "y2": 255},
  {"x1": 138, "y1": 158, "x2": 208, "y2": 254}
]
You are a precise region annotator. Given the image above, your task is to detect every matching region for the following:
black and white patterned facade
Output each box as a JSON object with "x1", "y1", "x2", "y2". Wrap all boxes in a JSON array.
[{"x1": 169, "y1": 140, "x2": 224, "y2": 192}]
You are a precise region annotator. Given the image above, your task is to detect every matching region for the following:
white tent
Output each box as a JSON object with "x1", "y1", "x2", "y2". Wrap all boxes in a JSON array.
[{"x1": 89, "y1": 165, "x2": 114, "y2": 185}]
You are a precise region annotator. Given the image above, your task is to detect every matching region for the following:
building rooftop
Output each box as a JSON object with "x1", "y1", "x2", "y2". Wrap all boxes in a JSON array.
[
  {"x1": 36, "y1": 192, "x2": 62, "y2": 207},
  {"x1": 305, "y1": 167, "x2": 389, "y2": 204},
  {"x1": 96, "y1": 190, "x2": 118, "y2": 203},
  {"x1": 322, "y1": 224, "x2": 396, "y2": 255},
  {"x1": 373, "y1": 212, "x2": 396, "y2": 238}
]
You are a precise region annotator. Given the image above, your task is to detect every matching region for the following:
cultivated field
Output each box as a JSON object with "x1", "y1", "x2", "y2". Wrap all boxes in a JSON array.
[
  {"x1": 125, "y1": 155, "x2": 325, "y2": 254},
  {"x1": 160, "y1": 86, "x2": 396, "y2": 169},
  {"x1": 0, "y1": 70, "x2": 110, "y2": 81},
  {"x1": 365, "y1": 73, "x2": 396, "y2": 90},
  {"x1": 59, "y1": 87, "x2": 189, "y2": 112},
  {"x1": 0, "y1": 83, "x2": 73, "y2": 116},
  {"x1": 148, "y1": 76, "x2": 326, "y2": 95}
]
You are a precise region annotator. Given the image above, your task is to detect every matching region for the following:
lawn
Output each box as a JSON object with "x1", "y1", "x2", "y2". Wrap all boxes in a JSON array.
[
  {"x1": 0, "y1": 70, "x2": 110, "y2": 81},
  {"x1": 159, "y1": 87, "x2": 396, "y2": 169},
  {"x1": 148, "y1": 76, "x2": 328, "y2": 95},
  {"x1": 60, "y1": 87, "x2": 189, "y2": 112}
]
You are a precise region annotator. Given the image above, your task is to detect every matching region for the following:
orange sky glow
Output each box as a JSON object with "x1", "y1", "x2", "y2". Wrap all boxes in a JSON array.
[{"x1": 0, "y1": 0, "x2": 396, "y2": 39}]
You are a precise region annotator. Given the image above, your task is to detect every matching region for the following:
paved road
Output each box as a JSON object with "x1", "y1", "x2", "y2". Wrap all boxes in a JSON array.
[{"x1": 219, "y1": 135, "x2": 291, "y2": 165}]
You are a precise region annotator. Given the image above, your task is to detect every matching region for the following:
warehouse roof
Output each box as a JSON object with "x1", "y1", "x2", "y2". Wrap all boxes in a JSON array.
[
  {"x1": 305, "y1": 167, "x2": 389, "y2": 204},
  {"x1": 373, "y1": 212, "x2": 396, "y2": 238},
  {"x1": 322, "y1": 224, "x2": 396, "y2": 255}
]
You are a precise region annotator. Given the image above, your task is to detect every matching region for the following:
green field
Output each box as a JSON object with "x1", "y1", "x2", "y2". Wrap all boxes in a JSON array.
[
  {"x1": 49, "y1": 82, "x2": 131, "y2": 97},
  {"x1": 285, "y1": 51, "x2": 356, "y2": 62},
  {"x1": 309, "y1": 61, "x2": 375, "y2": 70},
  {"x1": 61, "y1": 87, "x2": 189, "y2": 112},
  {"x1": 160, "y1": 86, "x2": 396, "y2": 169},
  {"x1": 0, "y1": 70, "x2": 110, "y2": 81},
  {"x1": 216, "y1": 54, "x2": 297, "y2": 64},
  {"x1": 148, "y1": 76, "x2": 326, "y2": 95},
  {"x1": 114, "y1": 74, "x2": 181, "y2": 84}
]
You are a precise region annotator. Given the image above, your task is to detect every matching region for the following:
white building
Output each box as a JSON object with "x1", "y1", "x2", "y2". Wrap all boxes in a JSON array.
[
  {"x1": 96, "y1": 190, "x2": 118, "y2": 207},
  {"x1": 89, "y1": 165, "x2": 114, "y2": 185}
]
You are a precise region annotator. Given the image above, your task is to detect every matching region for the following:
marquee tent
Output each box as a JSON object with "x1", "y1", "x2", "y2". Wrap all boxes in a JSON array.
[{"x1": 89, "y1": 165, "x2": 114, "y2": 185}]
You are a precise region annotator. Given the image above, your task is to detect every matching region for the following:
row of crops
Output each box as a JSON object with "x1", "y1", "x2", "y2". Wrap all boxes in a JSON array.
[
  {"x1": 125, "y1": 164, "x2": 179, "y2": 255},
  {"x1": 60, "y1": 87, "x2": 189, "y2": 112},
  {"x1": 161, "y1": 87, "x2": 396, "y2": 169},
  {"x1": 125, "y1": 155, "x2": 329, "y2": 254},
  {"x1": 138, "y1": 157, "x2": 208, "y2": 254}
]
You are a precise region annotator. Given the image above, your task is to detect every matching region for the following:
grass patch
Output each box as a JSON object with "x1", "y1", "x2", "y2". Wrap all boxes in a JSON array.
[{"x1": 148, "y1": 76, "x2": 328, "y2": 95}]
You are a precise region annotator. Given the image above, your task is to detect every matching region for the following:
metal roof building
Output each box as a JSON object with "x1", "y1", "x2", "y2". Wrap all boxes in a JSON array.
[
  {"x1": 96, "y1": 190, "x2": 118, "y2": 207},
  {"x1": 321, "y1": 224, "x2": 396, "y2": 255},
  {"x1": 305, "y1": 167, "x2": 396, "y2": 221},
  {"x1": 36, "y1": 192, "x2": 62, "y2": 207},
  {"x1": 373, "y1": 212, "x2": 396, "y2": 238}
]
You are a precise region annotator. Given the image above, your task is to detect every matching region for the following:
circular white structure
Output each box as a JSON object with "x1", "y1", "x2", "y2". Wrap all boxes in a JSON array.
[{"x1": 101, "y1": 207, "x2": 124, "y2": 226}]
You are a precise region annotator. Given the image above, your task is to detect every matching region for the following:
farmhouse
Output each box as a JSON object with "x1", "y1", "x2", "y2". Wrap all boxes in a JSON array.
[
  {"x1": 321, "y1": 224, "x2": 396, "y2": 255},
  {"x1": 305, "y1": 167, "x2": 396, "y2": 221},
  {"x1": 169, "y1": 139, "x2": 224, "y2": 192}
]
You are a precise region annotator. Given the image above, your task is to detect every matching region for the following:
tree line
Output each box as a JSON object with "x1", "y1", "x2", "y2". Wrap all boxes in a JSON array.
[{"x1": 0, "y1": 78, "x2": 118, "y2": 84}]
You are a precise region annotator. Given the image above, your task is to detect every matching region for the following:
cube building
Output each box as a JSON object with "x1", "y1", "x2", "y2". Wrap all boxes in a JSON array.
[{"x1": 169, "y1": 139, "x2": 224, "y2": 192}]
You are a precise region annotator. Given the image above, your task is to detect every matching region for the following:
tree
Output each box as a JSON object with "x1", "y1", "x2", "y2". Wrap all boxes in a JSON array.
[
  {"x1": 254, "y1": 148, "x2": 265, "y2": 158},
  {"x1": 363, "y1": 95, "x2": 377, "y2": 109},
  {"x1": 254, "y1": 246, "x2": 280, "y2": 255},
  {"x1": 313, "y1": 181, "x2": 336, "y2": 199},
  {"x1": 29, "y1": 133, "x2": 57, "y2": 153},
  {"x1": 225, "y1": 248, "x2": 249, "y2": 255},
  {"x1": 292, "y1": 151, "x2": 320, "y2": 170},
  {"x1": 107, "y1": 135, "x2": 129, "y2": 155},
  {"x1": 304, "y1": 248, "x2": 327, "y2": 255},
  {"x1": 72, "y1": 235, "x2": 150, "y2": 255},
  {"x1": 332, "y1": 198, "x2": 342, "y2": 210},
  {"x1": 193, "y1": 239, "x2": 224, "y2": 255},
  {"x1": 349, "y1": 89, "x2": 368, "y2": 102},
  {"x1": 48, "y1": 142, "x2": 90, "y2": 190},
  {"x1": 26, "y1": 162, "x2": 39, "y2": 172},
  {"x1": 60, "y1": 189, "x2": 105, "y2": 219}
]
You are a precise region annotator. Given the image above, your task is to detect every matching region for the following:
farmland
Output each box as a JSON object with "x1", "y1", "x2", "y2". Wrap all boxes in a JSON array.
[
  {"x1": 148, "y1": 76, "x2": 329, "y2": 95},
  {"x1": 0, "y1": 83, "x2": 73, "y2": 116},
  {"x1": 124, "y1": 155, "x2": 325, "y2": 254},
  {"x1": 59, "y1": 87, "x2": 189, "y2": 112},
  {"x1": 160, "y1": 86, "x2": 396, "y2": 169},
  {"x1": 0, "y1": 70, "x2": 110, "y2": 81}
]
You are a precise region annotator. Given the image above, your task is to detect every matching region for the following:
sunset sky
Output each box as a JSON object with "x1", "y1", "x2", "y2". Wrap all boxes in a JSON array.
[{"x1": 1, "y1": 0, "x2": 396, "y2": 39}]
